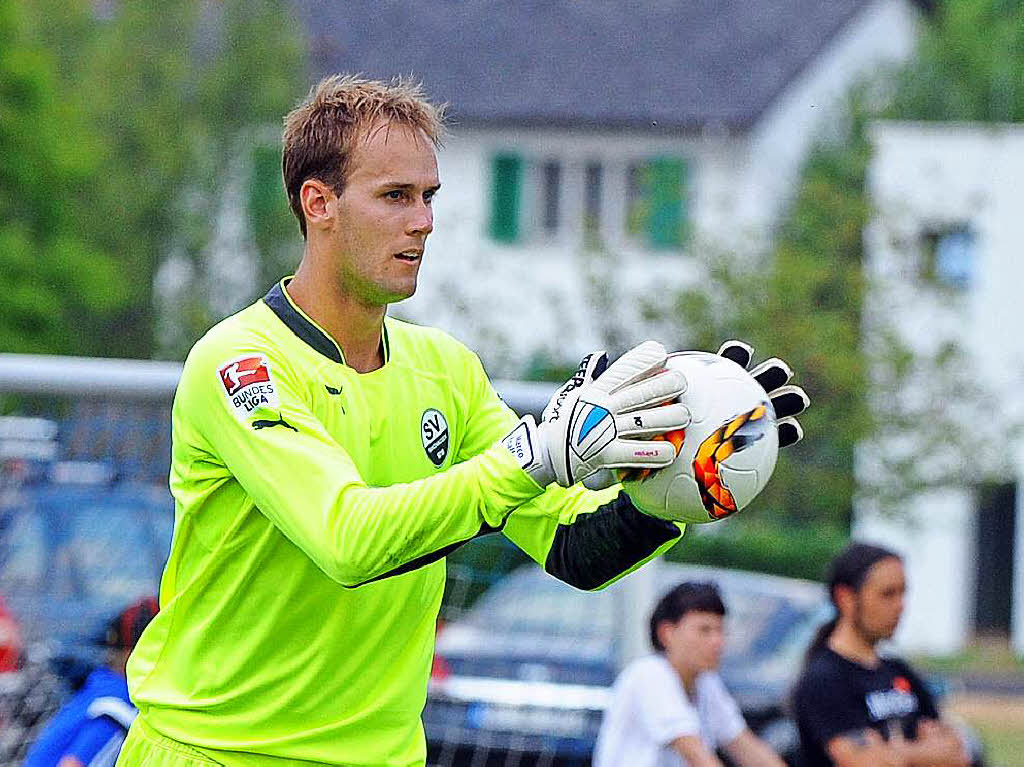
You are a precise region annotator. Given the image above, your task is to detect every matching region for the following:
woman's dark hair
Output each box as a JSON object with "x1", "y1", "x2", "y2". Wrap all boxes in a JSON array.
[
  {"x1": 649, "y1": 581, "x2": 726, "y2": 652},
  {"x1": 804, "y1": 542, "x2": 902, "y2": 662}
]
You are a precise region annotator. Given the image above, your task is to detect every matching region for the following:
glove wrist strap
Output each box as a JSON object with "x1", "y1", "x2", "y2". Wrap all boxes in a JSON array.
[{"x1": 501, "y1": 415, "x2": 554, "y2": 487}]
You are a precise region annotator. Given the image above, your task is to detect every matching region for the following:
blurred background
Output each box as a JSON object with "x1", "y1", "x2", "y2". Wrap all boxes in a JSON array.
[{"x1": 3, "y1": 0, "x2": 1024, "y2": 763}]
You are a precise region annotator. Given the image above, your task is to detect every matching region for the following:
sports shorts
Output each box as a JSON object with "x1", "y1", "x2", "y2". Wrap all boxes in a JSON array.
[{"x1": 116, "y1": 718, "x2": 223, "y2": 767}]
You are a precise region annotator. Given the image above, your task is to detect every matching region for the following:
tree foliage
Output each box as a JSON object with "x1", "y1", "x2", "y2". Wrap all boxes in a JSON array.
[
  {"x1": 1, "y1": 0, "x2": 305, "y2": 359},
  {"x1": 889, "y1": 0, "x2": 1024, "y2": 122},
  {"x1": 0, "y1": 0, "x2": 122, "y2": 355}
]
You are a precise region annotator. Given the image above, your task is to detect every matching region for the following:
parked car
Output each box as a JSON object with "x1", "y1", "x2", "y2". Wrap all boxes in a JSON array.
[
  {"x1": 0, "y1": 476, "x2": 172, "y2": 762},
  {"x1": 424, "y1": 562, "x2": 983, "y2": 767},
  {"x1": 0, "y1": 479, "x2": 171, "y2": 654}
]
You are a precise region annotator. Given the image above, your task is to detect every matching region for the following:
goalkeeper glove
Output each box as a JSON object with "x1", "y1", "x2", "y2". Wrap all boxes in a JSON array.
[
  {"x1": 502, "y1": 340, "x2": 691, "y2": 488},
  {"x1": 716, "y1": 340, "x2": 809, "y2": 447}
]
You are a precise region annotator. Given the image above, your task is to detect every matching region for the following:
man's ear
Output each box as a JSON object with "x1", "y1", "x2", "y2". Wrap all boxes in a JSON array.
[
  {"x1": 656, "y1": 618, "x2": 675, "y2": 650},
  {"x1": 300, "y1": 179, "x2": 335, "y2": 233},
  {"x1": 833, "y1": 584, "x2": 856, "y2": 617}
]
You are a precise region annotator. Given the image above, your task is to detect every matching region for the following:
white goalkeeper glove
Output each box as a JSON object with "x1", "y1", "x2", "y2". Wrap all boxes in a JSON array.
[{"x1": 501, "y1": 340, "x2": 692, "y2": 488}]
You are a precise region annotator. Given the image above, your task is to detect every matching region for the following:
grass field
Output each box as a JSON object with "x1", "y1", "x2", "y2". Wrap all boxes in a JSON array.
[
  {"x1": 915, "y1": 645, "x2": 1024, "y2": 766},
  {"x1": 947, "y1": 694, "x2": 1024, "y2": 767}
]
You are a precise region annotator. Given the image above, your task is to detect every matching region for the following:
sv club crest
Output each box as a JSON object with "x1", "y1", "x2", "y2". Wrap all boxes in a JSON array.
[{"x1": 421, "y1": 409, "x2": 449, "y2": 467}]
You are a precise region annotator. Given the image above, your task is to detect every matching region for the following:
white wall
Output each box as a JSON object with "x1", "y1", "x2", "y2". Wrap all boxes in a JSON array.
[
  {"x1": 393, "y1": 128, "x2": 719, "y2": 374},
  {"x1": 854, "y1": 489, "x2": 975, "y2": 655},
  {"x1": 862, "y1": 122, "x2": 1024, "y2": 653}
]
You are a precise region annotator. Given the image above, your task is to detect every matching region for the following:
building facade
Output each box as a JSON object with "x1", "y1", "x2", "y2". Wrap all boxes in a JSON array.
[
  {"x1": 293, "y1": 0, "x2": 921, "y2": 372},
  {"x1": 860, "y1": 122, "x2": 1024, "y2": 653}
]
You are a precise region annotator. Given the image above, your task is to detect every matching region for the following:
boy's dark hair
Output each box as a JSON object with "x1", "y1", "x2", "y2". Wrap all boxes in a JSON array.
[
  {"x1": 104, "y1": 596, "x2": 159, "y2": 652},
  {"x1": 649, "y1": 581, "x2": 726, "y2": 652},
  {"x1": 804, "y1": 541, "x2": 901, "y2": 662}
]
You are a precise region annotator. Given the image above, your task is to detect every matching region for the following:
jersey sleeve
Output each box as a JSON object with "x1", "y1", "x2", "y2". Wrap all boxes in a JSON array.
[
  {"x1": 174, "y1": 338, "x2": 545, "y2": 588},
  {"x1": 456, "y1": 351, "x2": 684, "y2": 591}
]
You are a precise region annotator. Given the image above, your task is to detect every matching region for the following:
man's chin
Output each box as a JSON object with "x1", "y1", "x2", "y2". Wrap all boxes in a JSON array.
[
  {"x1": 377, "y1": 280, "x2": 418, "y2": 305},
  {"x1": 388, "y1": 285, "x2": 417, "y2": 303},
  {"x1": 872, "y1": 625, "x2": 898, "y2": 644}
]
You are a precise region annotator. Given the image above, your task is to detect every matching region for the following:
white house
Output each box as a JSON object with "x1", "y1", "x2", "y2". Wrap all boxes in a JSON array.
[
  {"x1": 859, "y1": 122, "x2": 1024, "y2": 654},
  {"x1": 294, "y1": 0, "x2": 924, "y2": 374}
]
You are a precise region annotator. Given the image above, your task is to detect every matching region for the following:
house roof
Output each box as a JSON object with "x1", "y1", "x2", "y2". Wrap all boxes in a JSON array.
[{"x1": 296, "y1": 0, "x2": 883, "y2": 132}]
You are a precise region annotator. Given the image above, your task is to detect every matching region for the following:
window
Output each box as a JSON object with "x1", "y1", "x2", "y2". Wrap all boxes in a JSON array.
[
  {"x1": 489, "y1": 153, "x2": 523, "y2": 243},
  {"x1": 627, "y1": 157, "x2": 689, "y2": 249},
  {"x1": 488, "y1": 152, "x2": 689, "y2": 247},
  {"x1": 541, "y1": 160, "x2": 561, "y2": 235},
  {"x1": 922, "y1": 225, "x2": 975, "y2": 289}
]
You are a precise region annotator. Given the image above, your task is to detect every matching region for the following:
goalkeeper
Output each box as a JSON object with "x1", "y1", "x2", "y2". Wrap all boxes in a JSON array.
[{"x1": 117, "y1": 75, "x2": 806, "y2": 767}]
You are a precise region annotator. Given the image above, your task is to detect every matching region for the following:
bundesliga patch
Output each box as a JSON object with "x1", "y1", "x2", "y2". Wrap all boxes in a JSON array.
[{"x1": 218, "y1": 355, "x2": 281, "y2": 420}]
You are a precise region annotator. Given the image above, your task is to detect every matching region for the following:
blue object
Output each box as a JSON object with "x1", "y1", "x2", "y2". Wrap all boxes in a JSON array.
[
  {"x1": 22, "y1": 666, "x2": 137, "y2": 767},
  {"x1": 577, "y1": 406, "x2": 610, "y2": 445}
]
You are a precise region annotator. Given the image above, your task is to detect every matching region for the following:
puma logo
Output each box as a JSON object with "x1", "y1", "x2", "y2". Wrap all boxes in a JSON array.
[
  {"x1": 252, "y1": 417, "x2": 297, "y2": 432},
  {"x1": 324, "y1": 385, "x2": 346, "y2": 413}
]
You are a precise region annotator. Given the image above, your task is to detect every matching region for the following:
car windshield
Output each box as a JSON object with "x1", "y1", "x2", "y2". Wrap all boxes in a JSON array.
[
  {"x1": 461, "y1": 565, "x2": 825, "y2": 660},
  {"x1": 0, "y1": 485, "x2": 172, "y2": 640}
]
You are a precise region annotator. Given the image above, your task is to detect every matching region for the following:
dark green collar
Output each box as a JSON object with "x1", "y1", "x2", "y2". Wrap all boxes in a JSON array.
[{"x1": 263, "y1": 279, "x2": 390, "y2": 366}]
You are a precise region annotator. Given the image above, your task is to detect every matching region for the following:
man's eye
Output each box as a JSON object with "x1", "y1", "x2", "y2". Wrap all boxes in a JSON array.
[{"x1": 385, "y1": 190, "x2": 406, "y2": 200}]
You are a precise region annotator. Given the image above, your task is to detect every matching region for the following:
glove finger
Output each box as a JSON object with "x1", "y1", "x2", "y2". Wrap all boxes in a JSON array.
[
  {"x1": 582, "y1": 469, "x2": 618, "y2": 490},
  {"x1": 717, "y1": 340, "x2": 753, "y2": 369},
  {"x1": 749, "y1": 357, "x2": 792, "y2": 394},
  {"x1": 599, "y1": 438, "x2": 679, "y2": 469},
  {"x1": 615, "y1": 403, "x2": 692, "y2": 437},
  {"x1": 581, "y1": 350, "x2": 610, "y2": 382},
  {"x1": 591, "y1": 340, "x2": 668, "y2": 395},
  {"x1": 606, "y1": 369, "x2": 687, "y2": 413},
  {"x1": 777, "y1": 417, "x2": 803, "y2": 448},
  {"x1": 769, "y1": 385, "x2": 810, "y2": 419}
]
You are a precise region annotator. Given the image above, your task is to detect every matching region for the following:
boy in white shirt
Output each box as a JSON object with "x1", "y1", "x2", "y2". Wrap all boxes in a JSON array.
[{"x1": 594, "y1": 582, "x2": 787, "y2": 767}]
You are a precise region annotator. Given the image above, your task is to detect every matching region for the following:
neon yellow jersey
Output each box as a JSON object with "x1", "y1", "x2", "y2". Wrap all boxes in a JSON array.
[{"x1": 126, "y1": 279, "x2": 683, "y2": 766}]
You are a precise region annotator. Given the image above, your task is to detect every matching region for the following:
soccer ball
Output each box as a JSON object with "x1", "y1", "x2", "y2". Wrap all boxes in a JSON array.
[{"x1": 623, "y1": 351, "x2": 778, "y2": 524}]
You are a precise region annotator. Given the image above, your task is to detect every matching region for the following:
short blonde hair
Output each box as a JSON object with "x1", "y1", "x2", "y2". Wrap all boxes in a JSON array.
[{"x1": 282, "y1": 74, "x2": 446, "y2": 238}]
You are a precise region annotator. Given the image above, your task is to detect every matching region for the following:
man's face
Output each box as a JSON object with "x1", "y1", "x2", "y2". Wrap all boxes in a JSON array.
[
  {"x1": 662, "y1": 610, "x2": 725, "y2": 675},
  {"x1": 850, "y1": 557, "x2": 906, "y2": 645},
  {"x1": 323, "y1": 120, "x2": 440, "y2": 306}
]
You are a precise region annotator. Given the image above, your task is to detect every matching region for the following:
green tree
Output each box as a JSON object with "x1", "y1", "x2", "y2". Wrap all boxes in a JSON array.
[
  {"x1": 0, "y1": 0, "x2": 122, "y2": 354},
  {"x1": 7, "y1": 0, "x2": 305, "y2": 360},
  {"x1": 162, "y1": 0, "x2": 306, "y2": 358},
  {"x1": 10, "y1": 0, "x2": 201, "y2": 358},
  {"x1": 74, "y1": 0, "x2": 200, "y2": 358},
  {"x1": 889, "y1": 0, "x2": 1024, "y2": 122}
]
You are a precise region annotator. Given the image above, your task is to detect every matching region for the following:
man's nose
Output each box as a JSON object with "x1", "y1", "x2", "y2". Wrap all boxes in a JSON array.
[{"x1": 408, "y1": 201, "x2": 433, "y2": 235}]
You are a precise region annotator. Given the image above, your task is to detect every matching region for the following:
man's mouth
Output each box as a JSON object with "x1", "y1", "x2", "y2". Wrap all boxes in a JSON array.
[{"x1": 394, "y1": 250, "x2": 422, "y2": 263}]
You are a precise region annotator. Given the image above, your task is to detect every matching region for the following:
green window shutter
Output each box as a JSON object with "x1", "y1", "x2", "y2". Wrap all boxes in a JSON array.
[
  {"x1": 646, "y1": 157, "x2": 688, "y2": 249},
  {"x1": 489, "y1": 153, "x2": 522, "y2": 242}
]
